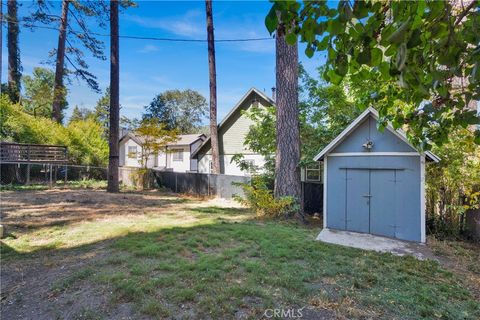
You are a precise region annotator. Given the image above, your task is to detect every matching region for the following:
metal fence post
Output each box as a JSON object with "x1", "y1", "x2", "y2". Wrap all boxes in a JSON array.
[
  {"x1": 64, "y1": 149, "x2": 68, "y2": 186},
  {"x1": 64, "y1": 164, "x2": 68, "y2": 186},
  {"x1": 49, "y1": 164, "x2": 53, "y2": 188}
]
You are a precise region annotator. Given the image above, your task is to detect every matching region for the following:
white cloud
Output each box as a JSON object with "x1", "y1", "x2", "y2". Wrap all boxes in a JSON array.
[
  {"x1": 138, "y1": 44, "x2": 160, "y2": 53},
  {"x1": 124, "y1": 10, "x2": 273, "y2": 54},
  {"x1": 124, "y1": 10, "x2": 205, "y2": 38}
]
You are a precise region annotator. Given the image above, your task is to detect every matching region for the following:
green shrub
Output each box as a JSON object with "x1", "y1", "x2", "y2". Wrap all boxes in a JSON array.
[
  {"x1": 234, "y1": 175, "x2": 299, "y2": 217},
  {"x1": 0, "y1": 95, "x2": 108, "y2": 166}
]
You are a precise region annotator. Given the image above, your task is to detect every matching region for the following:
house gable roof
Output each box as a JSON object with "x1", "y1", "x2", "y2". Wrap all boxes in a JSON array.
[
  {"x1": 313, "y1": 107, "x2": 440, "y2": 162},
  {"x1": 119, "y1": 132, "x2": 206, "y2": 147},
  {"x1": 119, "y1": 132, "x2": 143, "y2": 145},
  {"x1": 170, "y1": 134, "x2": 206, "y2": 146},
  {"x1": 191, "y1": 87, "x2": 275, "y2": 158}
]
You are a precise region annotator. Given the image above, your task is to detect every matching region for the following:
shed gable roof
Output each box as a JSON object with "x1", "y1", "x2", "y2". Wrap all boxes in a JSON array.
[{"x1": 313, "y1": 107, "x2": 440, "y2": 162}]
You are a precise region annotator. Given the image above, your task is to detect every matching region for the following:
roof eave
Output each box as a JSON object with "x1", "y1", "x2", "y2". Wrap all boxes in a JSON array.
[
  {"x1": 313, "y1": 107, "x2": 440, "y2": 163},
  {"x1": 191, "y1": 88, "x2": 274, "y2": 159}
]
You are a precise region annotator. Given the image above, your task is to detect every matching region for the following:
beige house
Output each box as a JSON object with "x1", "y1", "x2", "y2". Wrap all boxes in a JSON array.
[
  {"x1": 119, "y1": 132, "x2": 206, "y2": 172},
  {"x1": 191, "y1": 88, "x2": 273, "y2": 176}
]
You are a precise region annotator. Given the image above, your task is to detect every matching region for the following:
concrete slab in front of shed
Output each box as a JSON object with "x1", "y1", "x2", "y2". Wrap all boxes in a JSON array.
[{"x1": 316, "y1": 229, "x2": 435, "y2": 260}]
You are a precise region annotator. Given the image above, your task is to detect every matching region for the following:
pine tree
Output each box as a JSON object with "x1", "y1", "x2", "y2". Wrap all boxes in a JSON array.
[
  {"x1": 205, "y1": 0, "x2": 220, "y2": 174},
  {"x1": 7, "y1": 0, "x2": 21, "y2": 103},
  {"x1": 107, "y1": 0, "x2": 119, "y2": 193},
  {"x1": 274, "y1": 20, "x2": 303, "y2": 220}
]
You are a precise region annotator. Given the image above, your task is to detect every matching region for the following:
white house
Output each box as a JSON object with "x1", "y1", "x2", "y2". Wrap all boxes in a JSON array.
[
  {"x1": 191, "y1": 88, "x2": 272, "y2": 176},
  {"x1": 119, "y1": 132, "x2": 206, "y2": 172}
]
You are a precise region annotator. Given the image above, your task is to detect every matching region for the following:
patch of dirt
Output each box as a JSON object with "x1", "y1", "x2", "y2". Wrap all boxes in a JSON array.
[
  {"x1": 0, "y1": 189, "x2": 190, "y2": 235},
  {"x1": 0, "y1": 189, "x2": 250, "y2": 320},
  {"x1": 1, "y1": 242, "x2": 114, "y2": 320}
]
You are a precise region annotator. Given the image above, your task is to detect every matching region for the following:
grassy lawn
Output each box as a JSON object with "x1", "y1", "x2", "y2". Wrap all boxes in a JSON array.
[{"x1": 1, "y1": 189, "x2": 479, "y2": 319}]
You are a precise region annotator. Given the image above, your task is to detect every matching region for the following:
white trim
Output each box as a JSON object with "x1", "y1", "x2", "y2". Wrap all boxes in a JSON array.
[
  {"x1": 425, "y1": 151, "x2": 441, "y2": 163},
  {"x1": 323, "y1": 156, "x2": 328, "y2": 229},
  {"x1": 313, "y1": 107, "x2": 373, "y2": 161},
  {"x1": 420, "y1": 155, "x2": 426, "y2": 243},
  {"x1": 328, "y1": 152, "x2": 420, "y2": 157},
  {"x1": 313, "y1": 107, "x2": 440, "y2": 163}
]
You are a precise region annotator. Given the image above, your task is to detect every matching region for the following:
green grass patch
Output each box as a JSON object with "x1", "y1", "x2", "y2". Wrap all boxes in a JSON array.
[
  {"x1": 4, "y1": 194, "x2": 479, "y2": 319},
  {"x1": 89, "y1": 218, "x2": 479, "y2": 319}
]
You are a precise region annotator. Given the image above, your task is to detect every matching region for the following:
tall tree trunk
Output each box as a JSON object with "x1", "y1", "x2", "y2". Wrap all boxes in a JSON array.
[
  {"x1": 107, "y1": 0, "x2": 119, "y2": 193},
  {"x1": 274, "y1": 23, "x2": 303, "y2": 219},
  {"x1": 52, "y1": 0, "x2": 69, "y2": 123},
  {"x1": 205, "y1": 0, "x2": 220, "y2": 174},
  {"x1": 7, "y1": 0, "x2": 20, "y2": 103},
  {"x1": 1, "y1": 0, "x2": 3, "y2": 85}
]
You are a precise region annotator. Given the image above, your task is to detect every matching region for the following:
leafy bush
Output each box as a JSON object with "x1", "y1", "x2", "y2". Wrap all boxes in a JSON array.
[
  {"x1": 1, "y1": 95, "x2": 108, "y2": 166},
  {"x1": 426, "y1": 129, "x2": 480, "y2": 238},
  {"x1": 234, "y1": 175, "x2": 299, "y2": 217},
  {"x1": 129, "y1": 168, "x2": 155, "y2": 190},
  {"x1": 67, "y1": 118, "x2": 108, "y2": 166}
]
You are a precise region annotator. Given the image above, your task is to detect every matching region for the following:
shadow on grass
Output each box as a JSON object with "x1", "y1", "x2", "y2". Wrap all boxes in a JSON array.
[{"x1": 1, "y1": 216, "x2": 479, "y2": 320}]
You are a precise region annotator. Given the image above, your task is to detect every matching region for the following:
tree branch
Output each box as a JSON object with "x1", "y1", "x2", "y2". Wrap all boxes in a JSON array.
[{"x1": 455, "y1": 0, "x2": 477, "y2": 26}]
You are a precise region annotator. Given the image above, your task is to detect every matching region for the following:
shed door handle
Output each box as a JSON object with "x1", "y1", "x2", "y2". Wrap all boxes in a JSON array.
[{"x1": 362, "y1": 194, "x2": 372, "y2": 197}]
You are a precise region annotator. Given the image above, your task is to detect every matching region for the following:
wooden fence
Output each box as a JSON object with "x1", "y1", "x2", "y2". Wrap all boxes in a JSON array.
[{"x1": 0, "y1": 142, "x2": 67, "y2": 163}]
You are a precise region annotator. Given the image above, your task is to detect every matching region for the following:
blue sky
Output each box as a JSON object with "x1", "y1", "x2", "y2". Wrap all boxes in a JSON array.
[{"x1": 2, "y1": 0, "x2": 326, "y2": 122}]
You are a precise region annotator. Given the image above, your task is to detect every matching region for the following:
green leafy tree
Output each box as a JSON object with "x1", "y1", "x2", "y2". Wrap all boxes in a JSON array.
[
  {"x1": 93, "y1": 87, "x2": 110, "y2": 132},
  {"x1": 69, "y1": 105, "x2": 94, "y2": 123},
  {"x1": 67, "y1": 117, "x2": 109, "y2": 166},
  {"x1": 299, "y1": 65, "x2": 361, "y2": 163},
  {"x1": 1, "y1": 95, "x2": 108, "y2": 165},
  {"x1": 143, "y1": 89, "x2": 208, "y2": 134},
  {"x1": 135, "y1": 118, "x2": 179, "y2": 169},
  {"x1": 239, "y1": 65, "x2": 360, "y2": 176},
  {"x1": 120, "y1": 116, "x2": 140, "y2": 131},
  {"x1": 426, "y1": 128, "x2": 480, "y2": 237},
  {"x1": 22, "y1": 67, "x2": 68, "y2": 118},
  {"x1": 266, "y1": 0, "x2": 480, "y2": 148}
]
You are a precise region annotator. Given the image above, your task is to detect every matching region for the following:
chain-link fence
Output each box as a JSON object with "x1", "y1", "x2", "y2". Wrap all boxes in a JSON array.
[{"x1": 0, "y1": 163, "x2": 107, "y2": 187}]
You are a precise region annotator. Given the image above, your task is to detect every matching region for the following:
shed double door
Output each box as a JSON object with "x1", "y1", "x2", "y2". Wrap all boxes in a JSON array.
[{"x1": 344, "y1": 168, "x2": 398, "y2": 238}]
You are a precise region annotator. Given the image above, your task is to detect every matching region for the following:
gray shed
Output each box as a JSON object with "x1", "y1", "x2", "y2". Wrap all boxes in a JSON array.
[{"x1": 314, "y1": 107, "x2": 439, "y2": 243}]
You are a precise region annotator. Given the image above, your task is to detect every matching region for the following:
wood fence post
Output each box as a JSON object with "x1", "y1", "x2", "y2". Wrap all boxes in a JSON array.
[{"x1": 26, "y1": 145, "x2": 30, "y2": 185}]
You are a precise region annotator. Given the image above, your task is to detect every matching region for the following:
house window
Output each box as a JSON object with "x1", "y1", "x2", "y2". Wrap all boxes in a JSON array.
[
  {"x1": 172, "y1": 149, "x2": 183, "y2": 161},
  {"x1": 128, "y1": 146, "x2": 137, "y2": 158},
  {"x1": 305, "y1": 163, "x2": 322, "y2": 182}
]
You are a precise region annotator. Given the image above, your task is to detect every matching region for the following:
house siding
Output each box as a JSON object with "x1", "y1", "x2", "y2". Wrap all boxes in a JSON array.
[
  {"x1": 195, "y1": 91, "x2": 269, "y2": 176},
  {"x1": 119, "y1": 138, "x2": 155, "y2": 168},
  {"x1": 166, "y1": 146, "x2": 191, "y2": 172},
  {"x1": 120, "y1": 137, "x2": 200, "y2": 172},
  {"x1": 198, "y1": 154, "x2": 266, "y2": 176},
  {"x1": 189, "y1": 139, "x2": 204, "y2": 171}
]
